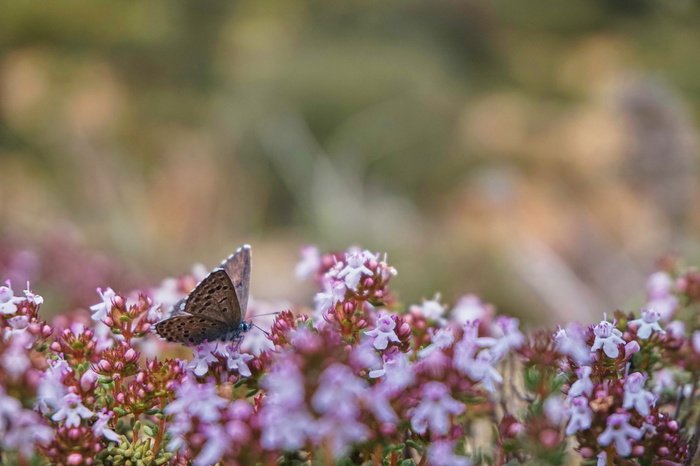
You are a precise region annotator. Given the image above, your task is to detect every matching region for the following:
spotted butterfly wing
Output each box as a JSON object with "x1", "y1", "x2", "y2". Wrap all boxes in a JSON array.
[{"x1": 154, "y1": 245, "x2": 251, "y2": 346}]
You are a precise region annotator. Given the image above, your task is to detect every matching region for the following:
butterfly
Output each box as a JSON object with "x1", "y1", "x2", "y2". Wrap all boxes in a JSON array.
[{"x1": 154, "y1": 245, "x2": 252, "y2": 346}]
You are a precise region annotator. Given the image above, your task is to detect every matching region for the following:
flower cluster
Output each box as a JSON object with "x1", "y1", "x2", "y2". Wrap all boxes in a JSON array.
[{"x1": 1, "y1": 246, "x2": 700, "y2": 465}]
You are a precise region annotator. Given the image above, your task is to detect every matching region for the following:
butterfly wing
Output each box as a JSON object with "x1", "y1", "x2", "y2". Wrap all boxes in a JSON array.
[
  {"x1": 221, "y1": 244, "x2": 251, "y2": 317},
  {"x1": 180, "y1": 269, "x2": 242, "y2": 325},
  {"x1": 154, "y1": 315, "x2": 224, "y2": 345}
]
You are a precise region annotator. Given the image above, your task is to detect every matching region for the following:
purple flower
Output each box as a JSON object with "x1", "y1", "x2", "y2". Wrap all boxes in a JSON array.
[
  {"x1": 312, "y1": 363, "x2": 367, "y2": 419},
  {"x1": 568, "y1": 366, "x2": 594, "y2": 398},
  {"x1": 590, "y1": 319, "x2": 625, "y2": 358},
  {"x1": 543, "y1": 395, "x2": 566, "y2": 424},
  {"x1": 51, "y1": 393, "x2": 94, "y2": 427},
  {"x1": 194, "y1": 423, "x2": 229, "y2": 466},
  {"x1": 90, "y1": 287, "x2": 116, "y2": 321},
  {"x1": 428, "y1": 440, "x2": 472, "y2": 466},
  {"x1": 490, "y1": 316, "x2": 524, "y2": 359},
  {"x1": 410, "y1": 381, "x2": 464, "y2": 435},
  {"x1": 36, "y1": 359, "x2": 71, "y2": 413},
  {"x1": 554, "y1": 324, "x2": 591, "y2": 365},
  {"x1": 337, "y1": 251, "x2": 373, "y2": 290},
  {"x1": 364, "y1": 314, "x2": 400, "y2": 350},
  {"x1": 222, "y1": 345, "x2": 254, "y2": 377},
  {"x1": 455, "y1": 348, "x2": 503, "y2": 392},
  {"x1": 295, "y1": 245, "x2": 321, "y2": 280},
  {"x1": 165, "y1": 378, "x2": 227, "y2": 423},
  {"x1": 2, "y1": 409, "x2": 53, "y2": 457},
  {"x1": 0, "y1": 386, "x2": 22, "y2": 434},
  {"x1": 565, "y1": 396, "x2": 592, "y2": 435},
  {"x1": 351, "y1": 339, "x2": 382, "y2": 372},
  {"x1": 369, "y1": 349, "x2": 414, "y2": 390},
  {"x1": 313, "y1": 279, "x2": 346, "y2": 320},
  {"x1": 628, "y1": 308, "x2": 665, "y2": 340},
  {"x1": 187, "y1": 342, "x2": 219, "y2": 377},
  {"x1": 646, "y1": 272, "x2": 678, "y2": 321},
  {"x1": 623, "y1": 372, "x2": 656, "y2": 416},
  {"x1": 597, "y1": 412, "x2": 642, "y2": 457},
  {"x1": 454, "y1": 320, "x2": 496, "y2": 361},
  {"x1": 1, "y1": 332, "x2": 34, "y2": 380},
  {"x1": 366, "y1": 384, "x2": 398, "y2": 424},
  {"x1": 92, "y1": 409, "x2": 121, "y2": 442},
  {"x1": 418, "y1": 328, "x2": 454, "y2": 358}
]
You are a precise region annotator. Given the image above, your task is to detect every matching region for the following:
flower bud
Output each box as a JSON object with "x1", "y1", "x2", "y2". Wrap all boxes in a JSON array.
[
  {"x1": 124, "y1": 348, "x2": 138, "y2": 362},
  {"x1": 632, "y1": 445, "x2": 645, "y2": 456},
  {"x1": 67, "y1": 453, "x2": 84, "y2": 465}
]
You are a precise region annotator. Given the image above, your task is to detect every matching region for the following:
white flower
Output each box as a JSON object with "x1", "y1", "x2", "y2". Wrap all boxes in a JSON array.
[
  {"x1": 364, "y1": 314, "x2": 400, "y2": 350},
  {"x1": 418, "y1": 328, "x2": 454, "y2": 358},
  {"x1": 628, "y1": 308, "x2": 665, "y2": 340},
  {"x1": 568, "y1": 366, "x2": 594, "y2": 398},
  {"x1": 565, "y1": 396, "x2": 592, "y2": 435},
  {"x1": 412, "y1": 293, "x2": 446, "y2": 323},
  {"x1": 590, "y1": 319, "x2": 625, "y2": 358},
  {"x1": 597, "y1": 412, "x2": 642, "y2": 457},
  {"x1": 451, "y1": 295, "x2": 489, "y2": 325},
  {"x1": 623, "y1": 372, "x2": 656, "y2": 416},
  {"x1": 337, "y1": 251, "x2": 373, "y2": 291},
  {"x1": 93, "y1": 409, "x2": 121, "y2": 442},
  {"x1": 51, "y1": 393, "x2": 94, "y2": 428},
  {"x1": 456, "y1": 348, "x2": 503, "y2": 393},
  {"x1": 410, "y1": 381, "x2": 464, "y2": 435},
  {"x1": 0, "y1": 281, "x2": 23, "y2": 315},
  {"x1": 187, "y1": 342, "x2": 219, "y2": 377},
  {"x1": 90, "y1": 287, "x2": 117, "y2": 321},
  {"x1": 222, "y1": 345, "x2": 254, "y2": 377}
]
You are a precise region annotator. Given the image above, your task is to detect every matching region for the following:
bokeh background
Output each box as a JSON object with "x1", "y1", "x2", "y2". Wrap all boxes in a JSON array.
[{"x1": 1, "y1": 0, "x2": 699, "y2": 326}]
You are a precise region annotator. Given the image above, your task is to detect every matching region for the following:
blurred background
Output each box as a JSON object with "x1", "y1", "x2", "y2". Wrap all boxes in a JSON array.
[{"x1": 1, "y1": 0, "x2": 699, "y2": 326}]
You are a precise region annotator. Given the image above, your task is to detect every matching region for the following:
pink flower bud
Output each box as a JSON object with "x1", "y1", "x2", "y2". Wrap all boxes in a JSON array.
[
  {"x1": 539, "y1": 429, "x2": 559, "y2": 448},
  {"x1": 80, "y1": 369, "x2": 99, "y2": 391},
  {"x1": 68, "y1": 428, "x2": 82, "y2": 441},
  {"x1": 632, "y1": 445, "x2": 645, "y2": 456},
  {"x1": 116, "y1": 393, "x2": 125, "y2": 403},
  {"x1": 114, "y1": 362, "x2": 124, "y2": 371},
  {"x1": 380, "y1": 423, "x2": 397, "y2": 435},
  {"x1": 579, "y1": 447, "x2": 594, "y2": 458},
  {"x1": 97, "y1": 360, "x2": 112, "y2": 372},
  {"x1": 124, "y1": 348, "x2": 138, "y2": 362},
  {"x1": 113, "y1": 295, "x2": 124, "y2": 307},
  {"x1": 42, "y1": 325, "x2": 53, "y2": 337},
  {"x1": 363, "y1": 278, "x2": 374, "y2": 288},
  {"x1": 136, "y1": 372, "x2": 145, "y2": 384},
  {"x1": 50, "y1": 342, "x2": 61, "y2": 352},
  {"x1": 668, "y1": 420, "x2": 678, "y2": 432},
  {"x1": 67, "y1": 453, "x2": 83, "y2": 465},
  {"x1": 625, "y1": 341, "x2": 641, "y2": 358},
  {"x1": 658, "y1": 446, "x2": 670, "y2": 456}
]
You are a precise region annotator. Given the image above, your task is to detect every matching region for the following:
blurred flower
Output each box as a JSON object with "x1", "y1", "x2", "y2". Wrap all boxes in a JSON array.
[
  {"x1": 187, "y1": 342, "x2": 219, "y2": 377},
  {"x1": 92, "y1": 409, "x2": 120, "y2": 442},
  {"x1": 223, "y1": 345, "x2": 254, "y2": 377},
  {"x1": 418, "y1": 328, "x2": 454, "y2": 358},
  {"x1": 0, "y1": 280, "x2": 23, "y2": 315},
  {"x1": 597, "y1": 412, "x2": 642, "y2": 457},
  {"x1": 628, "y1": 308, "x2": 665, "y2": 339},
  {"x1": 410, "y1": 381, "x2": 464, "y2": 435},
  {"x1": 411, "y1": 293, "x2": 447, "y2": 323},
  {"x1": 565, "y1": 396, "x2": 592, "y2": 435},
  {"x1": 428, "y1": 440, "x2": 472, "y2": 466},
  {"x1": 295, "y1": 245, "x2": 321, "y2": 280},
  {"x1": 623, "y1": 372, "x2": 655, "y2": 416},
  {"x1": 568, "y1": 366, "x2": 594, "y2": 398},
  {"x1": 455, "y1": 348, "x2": 503, "y2": 393},
  {"x1": 554, "y1": 326, "x2": 591, "y2": 365}
]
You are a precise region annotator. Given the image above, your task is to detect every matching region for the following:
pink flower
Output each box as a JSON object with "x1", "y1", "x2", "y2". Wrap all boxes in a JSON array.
[
  {"x1": 410, "y1": 381, "x2": 464, "y2": 435},
  {"x1": 428, "y1": 440, "x2": 472, "y2": 466},
  {"x1": 295, "y1": 245, "x2": 321, "y2": 280},
  {"x1": 337, "y1": 251, "x2": 373, "y2": 290},
  {"x1": 590, "y1": 319, "x2": 625, "y2": 358},
  {"x1": 623, "y1": 372, "x2": 656, "y2": 416},
  {"x1": 565, "y1": 396, "x2": 592, "y2": 435},
  {"x1": 628, "y1": 308, "x2": 665, "y2": 340},
  {"x1": 597, "y1": 412, "x2": 642, "y2": 457},
  {"x1": 51, "y1": 393, "x2": 94, "y2": 428},
  {"x1": 364, "y1": 314, "x2": 400, "y2": 350}
]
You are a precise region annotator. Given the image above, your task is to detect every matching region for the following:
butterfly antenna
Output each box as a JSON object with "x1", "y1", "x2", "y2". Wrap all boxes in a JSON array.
[
  {"x1": 251, "y1": 311, "x2": 282, "y2": 318},
  {"x1": 252, "y1": 323, "x2": 270, "y2": 337}
]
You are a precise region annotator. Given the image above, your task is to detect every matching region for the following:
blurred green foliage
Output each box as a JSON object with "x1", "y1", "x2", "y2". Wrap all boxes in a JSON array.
[{"x1": 1, "y1": 0, "x2": 700, "y2": 323}]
